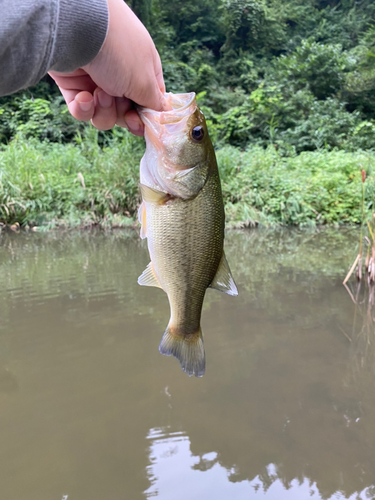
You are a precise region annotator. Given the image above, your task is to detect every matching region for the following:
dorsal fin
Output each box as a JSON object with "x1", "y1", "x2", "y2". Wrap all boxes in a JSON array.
[
  {"x1": 138, "y1": 262, "x2": 162, "y2": 289},
  {"x1": 209, "y1": 252, "x2": 238, "y2": 296},
  {"x1": 140, "y1": 183, "x2": 169, "y2": 204}
]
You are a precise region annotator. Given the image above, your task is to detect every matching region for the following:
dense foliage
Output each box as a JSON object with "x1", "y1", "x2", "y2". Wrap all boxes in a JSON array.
[
  {"x1": 1, "y1": 0, "x2": 375, "y2": 228},
  {"x1": 153, "y1": 0, "x2": 375, "y2": 152},
  {"x1": 1, "y1": 0, "x2": 375, "y2": 152}
]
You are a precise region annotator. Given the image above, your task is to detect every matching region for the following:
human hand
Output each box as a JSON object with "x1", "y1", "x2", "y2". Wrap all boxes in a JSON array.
[{"x1": 49, "y1": 0, "x2": 167, "y2": 135}]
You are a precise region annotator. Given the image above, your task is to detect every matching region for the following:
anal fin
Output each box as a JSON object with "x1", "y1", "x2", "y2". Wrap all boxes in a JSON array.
[
  {"x1": 138, "y1": 262, "x2": 162, "y2": 288},
  {"x1": 209, "y1": 252, "x2": 238, "y2": 296}
]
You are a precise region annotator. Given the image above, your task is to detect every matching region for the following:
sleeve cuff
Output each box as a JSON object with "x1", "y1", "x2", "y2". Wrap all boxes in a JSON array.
[{"x1": 50, "y1": 0, "x2": 108, "y2": 73}]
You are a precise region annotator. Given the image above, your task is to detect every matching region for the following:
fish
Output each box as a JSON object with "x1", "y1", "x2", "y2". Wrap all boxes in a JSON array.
[{"x1": 137, "y1": 92, "x2": 238, "y2": 377}]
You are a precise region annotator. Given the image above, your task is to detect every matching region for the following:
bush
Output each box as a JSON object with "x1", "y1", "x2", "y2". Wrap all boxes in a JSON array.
[
  {"x1": 0, "y1": 94, "x2": 85, "y2": 144},
  {"x1": 274, "y1": 40, "x2": 353, "y2": 100},
  {"x1": 217, "y1": 145, "x2": 375, "y2": 227},
  {"x1": 0, "y1": 129, "x2": 144, "y2": 228}
]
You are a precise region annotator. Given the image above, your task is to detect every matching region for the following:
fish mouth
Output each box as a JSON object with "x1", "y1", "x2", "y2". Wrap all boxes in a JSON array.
[
  {"x1": 138, "y1": 93, "x2": 198, "y2": 155},
  {"x1": 138, "y1": 93, "x2": 197, "y2": 125},
  {"x1": 138, "y1": 93, "x2": 201, "y2": 196}
]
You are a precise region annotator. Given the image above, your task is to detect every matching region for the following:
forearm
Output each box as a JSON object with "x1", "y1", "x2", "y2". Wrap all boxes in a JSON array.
[{"x1": 0, "y1": 0, "x2": 108, "y2": 96}]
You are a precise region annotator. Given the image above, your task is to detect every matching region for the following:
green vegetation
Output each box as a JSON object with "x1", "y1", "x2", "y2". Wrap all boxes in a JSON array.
[
  {"x1": 1, "y1": 0, "x2": 375, "y2": 229},
  {"x1": 220, "y1": 146, "x2": 375, "y2": 227},
  {"x1": 0, "y1": 131, "x2": 143, "y2": 229},
  {"x1": 0, "y1": 133, "x2": 373, "y2": 229}
]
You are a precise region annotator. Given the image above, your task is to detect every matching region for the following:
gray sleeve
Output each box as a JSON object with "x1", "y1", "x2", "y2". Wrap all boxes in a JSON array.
[{"x1": 0, "y1": 0, "x2": 108, "y2": 96}]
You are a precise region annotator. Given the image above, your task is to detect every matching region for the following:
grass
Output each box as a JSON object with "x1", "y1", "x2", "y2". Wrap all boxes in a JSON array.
[
  {"x1": 219, "y1": 146, "x2": 375, "y2": 228},
  {"x1": 0, "y1": 128, "x2": 143, "y2": 229},
  {"x1": 0, "y1": 129, "x2": 374, "y2": 230}
]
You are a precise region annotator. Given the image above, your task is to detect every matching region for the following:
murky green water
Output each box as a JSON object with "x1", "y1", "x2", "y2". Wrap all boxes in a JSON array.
[{"x1": 0, "y1": 228, "x2": 374, "y2": 500}]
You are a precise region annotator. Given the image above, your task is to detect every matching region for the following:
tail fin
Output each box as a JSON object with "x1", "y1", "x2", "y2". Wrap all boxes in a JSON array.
[{"x1": 159, "y1": 326, "x2": 205, "y2": 377}]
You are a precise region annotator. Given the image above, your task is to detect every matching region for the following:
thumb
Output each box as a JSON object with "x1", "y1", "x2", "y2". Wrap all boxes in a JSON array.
[
  {"x1": 132, "y1": 76, "x2": 169, "y2": 112},
  {"x1": 154, "y1": 57, "x2": 173, "y2": 111},
  {"x1": 133, "y1": 52, "x2": 171, "y2": 111}
]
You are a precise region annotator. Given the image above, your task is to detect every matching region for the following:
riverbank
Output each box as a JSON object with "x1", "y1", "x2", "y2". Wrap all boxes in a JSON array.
[{"x1": 0, "y1": 133, "x2": 373, "y2": 230}]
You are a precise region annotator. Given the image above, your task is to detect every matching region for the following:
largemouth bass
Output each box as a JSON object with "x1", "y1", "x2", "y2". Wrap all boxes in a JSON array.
[{"x1": 137, "y1": 92, "x2": 238, "y2": 377}]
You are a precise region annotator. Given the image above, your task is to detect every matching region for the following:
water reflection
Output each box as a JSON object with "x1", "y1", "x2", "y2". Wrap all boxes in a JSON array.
[
  {"x1": 343, "y1": 279, "x2": 375, "y2": 391},
  {"x1": 1, "y1": 228, "x2": 375, "y2": 500},
  {"x1": 145, "y1": 427, "x2": 371, "y2": 500}
]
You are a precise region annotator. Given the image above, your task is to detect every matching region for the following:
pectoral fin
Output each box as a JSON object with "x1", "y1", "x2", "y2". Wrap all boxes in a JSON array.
[
  {"x1": 209, "y1": 252, "x2": 238, "y2": 296},
  {"x1": 140, "y1": 183, "x2": 169, "y2": 204},
  {"x1": 138, "y1": 262, "x2": 162, "y2": 289},
  {"x1": 138, "y1": 202, "x2": 147, "y2": 239}
]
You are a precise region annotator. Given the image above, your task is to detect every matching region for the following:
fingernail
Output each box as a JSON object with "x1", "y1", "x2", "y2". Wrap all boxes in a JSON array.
[
  {"x1": 78, "y1": 99, "x2": 93, "y2": 112},
  {"x1": 98, "y1": 91, "x2": 113, "y2": 108},
  {"x1": 131, "y1": 123, "x2": 144, "y2": 136},
  {"x1": 126, "y1": 120, "x2": 141, "y2": 134}
]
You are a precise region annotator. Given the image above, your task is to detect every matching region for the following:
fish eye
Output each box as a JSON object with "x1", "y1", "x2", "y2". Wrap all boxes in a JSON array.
[{"x1": 191, "y1": 126, "x2": 204, "y2": 142}]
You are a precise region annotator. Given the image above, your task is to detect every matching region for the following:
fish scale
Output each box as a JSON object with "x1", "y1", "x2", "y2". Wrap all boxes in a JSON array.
[{"x1": 146, "y1": 169, "x2": 224, "y2": 337}]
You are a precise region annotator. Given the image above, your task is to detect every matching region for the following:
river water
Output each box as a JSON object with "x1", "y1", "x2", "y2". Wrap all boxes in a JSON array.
[{"x1": 0, "y1": 228, "x2": 374, "y2": 500}]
